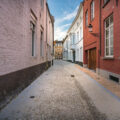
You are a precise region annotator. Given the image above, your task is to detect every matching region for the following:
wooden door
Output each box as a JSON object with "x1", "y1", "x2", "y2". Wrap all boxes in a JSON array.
[{"x1": 88, "y1": 48, "x2": 96, "y2": 70}]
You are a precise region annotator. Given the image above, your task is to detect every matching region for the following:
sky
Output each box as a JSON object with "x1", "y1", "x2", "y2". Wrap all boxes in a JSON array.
[{"x1": 47, "y1": 0, "x2": 83, "y2": 41}]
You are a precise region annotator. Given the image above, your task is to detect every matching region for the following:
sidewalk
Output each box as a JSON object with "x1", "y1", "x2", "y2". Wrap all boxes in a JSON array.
[{"x1": 75, "y1": 64, "x2": 120, "y2": 99}]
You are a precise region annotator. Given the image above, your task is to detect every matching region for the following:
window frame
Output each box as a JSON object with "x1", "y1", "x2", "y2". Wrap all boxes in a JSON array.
[
  {"x1": 77, "y1": 31, "x2": 79, "y2": 42},
  {"x1": 85, "y1": 10, "x2": 88, "y2": 27},
  {"x1": 91, "y1": 0, "x2": 95, "y2": 21},
  {"x1": 40, "y1": 31, "x2": 44, "y2": 57},
  {"x1": 31, "y1": 22, "x2": 36, "y2": 57},
  {"x1": 30, "y1": 9, "x2": 37, "y2": 57},
  {"x1": 41, "y1": 0, "x2": 44, "y2": 9},
  {"x1": 105, "y1": 14, "x2": 114, "y2": 57}
]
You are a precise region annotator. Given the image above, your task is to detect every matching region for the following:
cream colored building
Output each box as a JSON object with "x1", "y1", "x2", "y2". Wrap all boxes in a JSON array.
[
  {"x1": 54, "y1": 41, "x2": 63, "y2": 59},
  {"x1": 63, "y1": 2, "x2": 83, "y2": 65}
]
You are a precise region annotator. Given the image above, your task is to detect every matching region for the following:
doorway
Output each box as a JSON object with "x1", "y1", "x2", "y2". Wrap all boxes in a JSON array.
[
  {"x1": 88, "y1": 48, "x2": 96, "y2": 70},
  {"x1": 73, "y1": 51, "x2": 75, "y2": 63}
]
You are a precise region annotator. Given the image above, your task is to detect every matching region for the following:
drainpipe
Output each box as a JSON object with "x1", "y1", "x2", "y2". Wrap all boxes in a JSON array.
[
  {"x1": 98, "y1": 0, "x2": 101, "y2": 74},
  {"x1": 52, "y1": 19, "x2": 54, "y2": 65},
  {"x1": 46, "y1": 4, "x2": 48, "y2": 63}
]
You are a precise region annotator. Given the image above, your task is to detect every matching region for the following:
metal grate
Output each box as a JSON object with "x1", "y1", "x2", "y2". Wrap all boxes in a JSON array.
[{"x1": 109, "y1": 75, "x2": 119, "y2": 83}]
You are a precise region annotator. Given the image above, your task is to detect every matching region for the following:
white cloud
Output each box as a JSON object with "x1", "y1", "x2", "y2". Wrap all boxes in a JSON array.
[
  {"x1": 63, "y1": 6, "x2": 79, "y2": 21},
  {"x1": 55, "y1": 27, "x2": 67, "y2": 41},
  {"x1": 55, "y1": 5, "x2": 79, "y2": 25},
  {"x1": 55, "y1": 23, "x2": 71, "y2": 40},
  {"x1": 54, "y1": 6, "x2": 79, "y2": 41}
]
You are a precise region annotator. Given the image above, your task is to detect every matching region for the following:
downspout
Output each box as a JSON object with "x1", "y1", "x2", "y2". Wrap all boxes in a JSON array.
[
  {"x1": 52, "y1": 19, "x2": 54, "y2": 65},
  {"x1": 46, "y1": 4, "x2": 48, "y2": 63},
  {"x1": 98, "y1": 0, "x2": 101, "y2": 74}
]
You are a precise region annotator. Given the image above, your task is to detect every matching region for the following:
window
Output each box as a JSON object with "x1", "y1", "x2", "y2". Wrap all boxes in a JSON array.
[
  {"x1": 91, "y1": 1, "x2": 95, "y2": 20},
  {"x1": 30, "y1": 10, "x2": 37, "y2": 57},
  {"x1": 77, "y1": 32, "x2": 79, "y2": 42},
  {"x1": 41, "y1": 0, "x2": 44, "y2": 8},
  {"x1": 73, "y1": 33, "x2": 75, "y2": 44},
  {"x1": 80, "y1": 47, "x2": 83, "y2": 61},
  {"x1": 80, "y1": 27, "x2": 82, "y2": 39},
  {"x1": 31, "y1": 22, "x2": 35, "y2": 56},
  {"x1": 104, "y1": 0, "x2": 109, "y2": 4},
  {"x1": 40, "y1": 31, "x2": 44, "y2": 57},
  {"x1": 103, "y1": 0, "x2": 110, "y2": 8},
  {"x1": 85, "y1": 10, "x2": 88, "y2": 26},
  {"x1": 105, "y1": 15, "x2": 113, "y2": 57},
  {"x1": 77, "y1": 49, "x2": 79, "y2": 61}
]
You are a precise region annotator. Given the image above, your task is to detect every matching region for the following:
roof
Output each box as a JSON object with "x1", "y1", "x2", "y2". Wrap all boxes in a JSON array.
[
  {"x1": 62, "y1": 35, "x2": 68, "y2": 43},
  {"x1": 46, "y1": 2, "x2": 55, "y2": 24},
  {"x1": 54, "y1": 40, "x2": 63, "y2": 44}
]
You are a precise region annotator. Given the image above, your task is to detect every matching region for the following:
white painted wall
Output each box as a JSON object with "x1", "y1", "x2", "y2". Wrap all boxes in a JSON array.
[{"x1": 63, "y1": 3, "x2": 83, "y2": 63}]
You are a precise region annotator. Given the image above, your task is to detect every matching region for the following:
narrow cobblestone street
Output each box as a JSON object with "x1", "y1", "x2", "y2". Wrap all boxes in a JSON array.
[{"x1": 0, "y1": 60, "x2": 120, "y2": 120}]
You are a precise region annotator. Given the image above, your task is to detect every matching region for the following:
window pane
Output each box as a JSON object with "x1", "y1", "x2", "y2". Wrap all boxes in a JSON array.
[
  {"x1": 110, "y1": 37, "x2": 113, "y2": 47},
  {"x1": 110, "y1": 26, "x2": 113, "y2": 37},
  {"x1": 110, "y1": 15, "x2": 113, "y2": 25},
  {"x1": 106, "y1": 19, "x2": 109, "y2": 28},
  {"x1": 106, "y1": 47, "x2": 109, "y2": 56},
  {"x1": 106, "y1": 38, "x2": 109, "y2": 47},
  {"x1": 110, "y1": 47, "x2": 113, "y2": 56},
  {"x1": 106, "y1": 30, "x2": 109, "y2": 39},
  {"x1": 91, "y1": 1, "x2": 94, "y2": 20}
]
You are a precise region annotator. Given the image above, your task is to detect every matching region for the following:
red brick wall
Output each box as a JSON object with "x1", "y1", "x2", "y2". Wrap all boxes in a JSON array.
[
  {"x1": 100, "y1": 0, "x2": 120, "y2": 74},
  {"x1": 83, "y1": 0, "x2": 100, "y2": 68}
]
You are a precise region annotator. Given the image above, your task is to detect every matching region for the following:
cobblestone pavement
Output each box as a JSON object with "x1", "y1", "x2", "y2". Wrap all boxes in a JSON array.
[{"x1": 0, "y1": 60, "x2": 120, "y2": 120}]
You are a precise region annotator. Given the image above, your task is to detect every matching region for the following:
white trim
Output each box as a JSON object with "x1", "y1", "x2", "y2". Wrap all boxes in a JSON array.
[{"x1": 105, "y1": 14, "x2": 113, "y2": 57}]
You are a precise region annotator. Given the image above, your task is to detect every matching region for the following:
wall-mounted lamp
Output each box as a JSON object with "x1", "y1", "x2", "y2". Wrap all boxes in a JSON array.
[{"x1": 88, "y1": 24, "x2": 93, "y2": 32}]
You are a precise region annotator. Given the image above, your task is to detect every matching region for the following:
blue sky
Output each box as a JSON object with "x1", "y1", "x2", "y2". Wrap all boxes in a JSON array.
[{"x1": 47, "y1": 0, "x2": 83, "y2": 41}]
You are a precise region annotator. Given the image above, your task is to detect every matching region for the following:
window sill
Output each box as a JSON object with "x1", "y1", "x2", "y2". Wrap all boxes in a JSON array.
[
  {"x1": 103, "y1": 56, "x2": 114, "y2": 60},
  {"x1": 32, "y1": 56, "x2": 37, "y2": 59},
  {"x1": 102, "y1": 0, "x2": 110, "y2": 8}
]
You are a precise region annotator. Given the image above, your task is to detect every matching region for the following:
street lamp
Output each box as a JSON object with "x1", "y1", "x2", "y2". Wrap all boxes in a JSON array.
[{"x1": 88, "y1": 24, "x2": 93, "y2": 32}]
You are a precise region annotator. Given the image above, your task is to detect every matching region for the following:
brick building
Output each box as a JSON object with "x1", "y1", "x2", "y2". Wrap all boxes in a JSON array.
[
  {"x1": 83, "y1": 0, "x2": 120, "y2": 82},
  {"x1": 54, "y1": 40, "x2": 63, "y2": 59},
  {"x1": 0, "y1": 0, "x2": 54, "y2": 101},
  {"x1": 83, "y1": 0, "x2": 100, "y2": 70},
  {"x1": 98, "y1": 0, "x2": 120, "y2": 82}
]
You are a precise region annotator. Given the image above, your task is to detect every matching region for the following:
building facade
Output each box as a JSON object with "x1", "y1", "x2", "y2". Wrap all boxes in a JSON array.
[
  {"x1": 98, "y1": 0, "x2": 120, "y2": 82},
  {"x1": 83, "y1": 0, "x2": 100, "y2": 70},
  {"x1": 63, "y1": 3, "x2": 83, "y2": 65},
  {"x1": 54, "y1": 40, "x2": 63, "y2": 59},
  {"x1": 0, "y1": 0, "x2": 54, "y2": 101},
  {"x1": 83, "y1": 0, "x2": 120, "y2": 82},
  {"x1": 63, "y1": 36, "x2": 69, "y2": 61}
]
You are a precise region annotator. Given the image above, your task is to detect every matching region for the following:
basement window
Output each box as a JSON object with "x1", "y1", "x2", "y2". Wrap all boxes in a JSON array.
[{"x1": 109, "y1": 75, "x2": 119, "y2": 83}]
